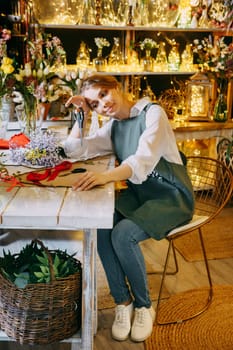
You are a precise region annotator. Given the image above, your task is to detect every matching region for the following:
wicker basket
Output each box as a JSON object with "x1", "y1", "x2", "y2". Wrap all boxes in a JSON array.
[{"x1": 0, "y1": 240, "x2": 82, "y2": 345}]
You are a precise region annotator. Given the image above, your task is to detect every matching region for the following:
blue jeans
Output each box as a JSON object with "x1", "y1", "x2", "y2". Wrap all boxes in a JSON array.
[{"x1": 97, "y1": 211, "x2": 151, "y2": 308}]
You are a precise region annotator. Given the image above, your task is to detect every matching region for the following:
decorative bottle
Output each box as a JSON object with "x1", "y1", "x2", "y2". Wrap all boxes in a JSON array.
[
  {"x1": 168, "y1": 44, "x2": 180, "y2": 71},
  {"x1": 108, "y1": 37, "x2": 124, "y2": 70},
  {"x1": 76, "y1": 42, "x2": 90, "y2": 68},
  {"x1": 154, "y1": 42, "x2": 168, "y2": 71},
  {"x1": 213, "y1": 80, "x2": 228, "y2": 122}
]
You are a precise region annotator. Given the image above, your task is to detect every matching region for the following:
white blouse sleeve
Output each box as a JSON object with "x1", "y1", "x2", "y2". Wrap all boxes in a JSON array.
[
  {"x1": 64, "y1": 119, "x2": 114, "y2": 160},
  {"x1": 122, "y1": 104, "x2": 182, "y2": 184}
]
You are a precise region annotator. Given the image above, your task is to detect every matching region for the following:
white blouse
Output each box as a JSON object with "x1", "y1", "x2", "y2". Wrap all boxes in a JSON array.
[{"x1": 64, "y1": 98, "x2": 182, "y2": 184}]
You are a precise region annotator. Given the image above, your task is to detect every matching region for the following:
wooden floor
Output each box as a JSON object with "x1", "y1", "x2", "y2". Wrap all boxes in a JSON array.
[{"x1": 1, "y1": 206, "x2": 233, "y2": 350}]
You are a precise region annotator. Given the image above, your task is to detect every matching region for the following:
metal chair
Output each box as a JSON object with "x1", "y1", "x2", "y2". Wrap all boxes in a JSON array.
[{"x1": 155, "y1": 156, "x2": 233, "y2": 325}]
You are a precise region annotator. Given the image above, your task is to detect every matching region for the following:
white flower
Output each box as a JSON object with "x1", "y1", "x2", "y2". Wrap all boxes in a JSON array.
[
  {"x1": 48, "y1": 84, "x2": 54, "y2": 92},
  {"x1": 24, "y1": 63, "x2": 32, "y2": 77},
  {"x1": 12, "y1": 91, "x2": 24, "y2": 104},
  {"x1": 71, "y1": 71, "x2": 77, "y2": 79},
  {"x1": 140, "y1": 38, "x2": 158, "y2": 50},
  {"x1": 94, "y1": 37, "x2": 110, "y2": 49}
]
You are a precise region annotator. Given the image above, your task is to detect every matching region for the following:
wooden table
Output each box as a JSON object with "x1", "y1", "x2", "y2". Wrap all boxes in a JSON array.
[{"x1": 0, "y1": 155, "x2": 115, "y2": 350}]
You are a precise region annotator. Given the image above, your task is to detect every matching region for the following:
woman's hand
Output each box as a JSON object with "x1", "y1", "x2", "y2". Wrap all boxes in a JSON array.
[
  {"x1": 72, "y1": 171, "x2": 109, "y2": 191},
  {"x1": 72, "y1": 163, "x2": 132, "y2": 191},
  {"x1": 65, "y1": 95, "x2": 90, "y2": 139},
  {"x1": 65, "y1": 95, "x2": 90, "y2": 115}
]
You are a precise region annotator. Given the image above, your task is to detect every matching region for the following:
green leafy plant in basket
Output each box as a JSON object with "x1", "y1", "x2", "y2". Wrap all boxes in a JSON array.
[{"x1": 0, "y1": 240, "x2": 82, "y2": 288}]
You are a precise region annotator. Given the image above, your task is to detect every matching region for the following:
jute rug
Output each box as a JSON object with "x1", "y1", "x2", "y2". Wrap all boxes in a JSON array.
[
  {"x1": 174, "y1": 207, "x2": 233, "y2": 262},
  {"x1": 145, "y1": 285, "x2": 233, "y2": 350}
]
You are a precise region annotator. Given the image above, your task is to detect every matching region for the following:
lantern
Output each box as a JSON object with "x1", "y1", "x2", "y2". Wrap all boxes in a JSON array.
[{"x1": 186, "y1": 72, "x2": 213, "y2": 121}]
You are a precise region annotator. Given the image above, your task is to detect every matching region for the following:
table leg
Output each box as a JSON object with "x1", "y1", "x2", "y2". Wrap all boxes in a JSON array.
[{"x1": 80, "y1": 228, "x2": 97, "y2": 350}]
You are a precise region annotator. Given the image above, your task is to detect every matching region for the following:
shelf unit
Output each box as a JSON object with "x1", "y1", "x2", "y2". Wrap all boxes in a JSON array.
[{"x1": 37, "y1": 23, "x2": 232, "y2": 119}]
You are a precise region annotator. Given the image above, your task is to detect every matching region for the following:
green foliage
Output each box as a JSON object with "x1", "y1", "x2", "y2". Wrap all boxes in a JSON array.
[{"x1": 0, "y1": 240, "x2": 81, "y2": 288}]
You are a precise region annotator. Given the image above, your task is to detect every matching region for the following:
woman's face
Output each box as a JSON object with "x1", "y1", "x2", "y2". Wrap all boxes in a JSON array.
[{"x1": 83, "y1": 86, "x2": 125, "y2": 119}]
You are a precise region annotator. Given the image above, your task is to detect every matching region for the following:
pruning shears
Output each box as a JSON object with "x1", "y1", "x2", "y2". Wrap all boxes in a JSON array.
[{"x1": 73, "y1": 107, "x2": 84, "y2": 146}]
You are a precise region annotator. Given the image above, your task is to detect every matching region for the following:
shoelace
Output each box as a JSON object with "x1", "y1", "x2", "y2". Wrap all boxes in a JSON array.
[
  {"x1": 115, "y1": 305, "x2": 128, "y2": 325},
  {"x1": 134, "y1": 308, "x2": 146, "y2": 325}
]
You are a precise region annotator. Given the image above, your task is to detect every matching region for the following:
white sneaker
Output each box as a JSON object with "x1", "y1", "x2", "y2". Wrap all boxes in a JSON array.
[
  {"x1": 131, "y1": 306, "x2": 155, "y2": 342},
  {"x1": 112, "y1": 302, "x2": 134, "y2": 341}
]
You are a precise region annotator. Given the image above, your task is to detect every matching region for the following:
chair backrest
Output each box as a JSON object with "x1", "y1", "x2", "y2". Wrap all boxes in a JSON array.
[{"x1": 186, "y1": 156, "x2": 233, "y2": 223}]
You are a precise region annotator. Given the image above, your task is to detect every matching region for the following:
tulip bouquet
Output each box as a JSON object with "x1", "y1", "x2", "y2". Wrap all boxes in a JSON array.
[{"x1": 0, "y1": 57, "x2": 16, "y2": 100}]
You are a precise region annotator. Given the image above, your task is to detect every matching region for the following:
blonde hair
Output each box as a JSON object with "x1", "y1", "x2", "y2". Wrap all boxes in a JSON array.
[{"x1": 81, "y1": 74, "x2": 120, "y2": 94}]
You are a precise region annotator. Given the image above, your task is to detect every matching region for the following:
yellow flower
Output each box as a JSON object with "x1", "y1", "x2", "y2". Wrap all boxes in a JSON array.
[
  {"x1": 14, "y1": 73, "x2": 23, "y2": 82},
  {"x1": 1, "y1": 63, "x2": 14, "y2": 74},
  {"x1": 0, "y1": 56, "x2": 15, "y2": 74},
  {"x1": 2, "y1": 57, "x2": 13, "y2": 65}
]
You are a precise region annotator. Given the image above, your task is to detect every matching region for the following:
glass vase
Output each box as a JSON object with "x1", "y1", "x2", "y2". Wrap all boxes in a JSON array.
[
  {"x1": 94, "y1": 48, "x2": 106, "y2": 72},
  {"x1": 108, "y1": 37, "x2": 124, "y2": 70},
  {"x1": 154, "y1": 42, "x2": 168, "y2": 71},
  {"x1": 143, "y1": 50, "x2": 154, "y2": 72},
  {"x1": 213, "y1": 80, "x2": 228, "y2": 122},
  {"x1": 24, "y1": 95, "x2": 38, "y2": 135},
  {"x1": 0, "y1": 96, "x2": 10, "y2": 139},
  {"x1": 168, "y1": 44, "x2": 180, "y2": 71},
  {"x1": 76, "y1": 41, "x2": 90, "y2": 68}
]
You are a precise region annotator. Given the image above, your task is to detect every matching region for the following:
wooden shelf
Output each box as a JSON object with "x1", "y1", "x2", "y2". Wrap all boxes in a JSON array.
[
  {"x1": 171, "y1": 121, "x2": 233, "y2": 143},
  {"x1": 171, "y1": 121, "x2": 233, "y2": 132},
  {"x1": 34, "y1": 23, "x2": 233, "y2": 34}
]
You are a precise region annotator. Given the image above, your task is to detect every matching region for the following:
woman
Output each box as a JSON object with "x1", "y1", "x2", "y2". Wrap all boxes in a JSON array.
[{"x1": 64, "y1": 74, "x2": 194, "y2": 342}]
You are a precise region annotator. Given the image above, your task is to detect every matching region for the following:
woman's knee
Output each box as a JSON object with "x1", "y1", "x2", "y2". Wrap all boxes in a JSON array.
[{"x1": 111, "y1": 219, "x2": 146, "y2": 249}]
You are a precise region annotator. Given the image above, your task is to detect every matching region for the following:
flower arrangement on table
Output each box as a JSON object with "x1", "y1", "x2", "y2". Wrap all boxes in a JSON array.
[
  {"x1": 13, "y1": 61, "x2": 55, "y2": 133},
  {"x1": 9, "y1": 130, "x2": 66, "y2": 167},
  {"x1": 192, "y1": 36, "x2": 233, "y2": 121},
  {"x1": 12, "y1": 32, "x2": 68, "y2": 132},
  {"x1": 0, "y1": 131, "x2": 69, "y2": 191}
]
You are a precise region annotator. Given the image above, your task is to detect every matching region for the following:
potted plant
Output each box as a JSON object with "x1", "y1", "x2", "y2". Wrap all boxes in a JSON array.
[
  {"x1": 0, "y1": 240, "x2": 82, "y2": 345},
  {"x1": 0, "y1": 239, "x2": 81, "y2": 288}
]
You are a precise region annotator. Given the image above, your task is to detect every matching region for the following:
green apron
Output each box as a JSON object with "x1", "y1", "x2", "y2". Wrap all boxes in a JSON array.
[{"x1": 111, "y1": 103, "x2": 195, "y2": 240}]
